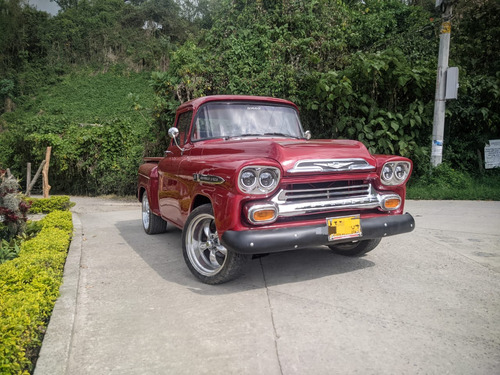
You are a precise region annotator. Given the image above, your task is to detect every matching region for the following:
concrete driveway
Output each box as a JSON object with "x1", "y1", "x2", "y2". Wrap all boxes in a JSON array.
[{"x1": 35, "y1": 198, "x2": 500, "y2": 375}]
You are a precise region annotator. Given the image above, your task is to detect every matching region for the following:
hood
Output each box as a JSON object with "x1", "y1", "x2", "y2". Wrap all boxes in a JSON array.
[{"x1": 199, "y1": 138, "x2": 376, "y2": 175}]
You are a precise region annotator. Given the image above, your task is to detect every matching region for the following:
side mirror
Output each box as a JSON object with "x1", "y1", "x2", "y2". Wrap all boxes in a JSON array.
[
  {"x1": 304, "y1": 130, "x2": 312, "y2": 140},
  {"x1": 168, "y1": 127, "x2": 179, "y2": 139},
  {"x1": 168, "y1": 127, "x2": 184, "y2": 153}
]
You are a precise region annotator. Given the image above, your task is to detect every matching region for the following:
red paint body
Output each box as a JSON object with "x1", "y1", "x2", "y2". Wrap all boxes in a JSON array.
[{"x1": 138, "y1": 96, "x2": 413, "y2": 249}]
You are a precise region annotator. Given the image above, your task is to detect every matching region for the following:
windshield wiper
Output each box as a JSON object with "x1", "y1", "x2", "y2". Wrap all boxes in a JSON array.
[
  {"x1": 229, "y1": 133, "x2": 299, "y2": 139},
  {"x1": 263, "y1": 132, "x2": 299, "y2": 139},
  {"x1": 235, "y1": 133, "x2": 261, "y2": 137}
]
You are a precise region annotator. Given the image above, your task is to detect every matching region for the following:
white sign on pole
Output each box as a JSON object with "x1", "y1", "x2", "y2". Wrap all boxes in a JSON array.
[
  {"x1": 445, "y1": 67, "x2": 459, "y2": 100},
  {"x1": 485, "y1": 140, "x2": 500, "y2": 169}
]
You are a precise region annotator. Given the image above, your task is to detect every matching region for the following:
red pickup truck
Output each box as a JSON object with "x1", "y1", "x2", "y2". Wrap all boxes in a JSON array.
[{"x1": 138, "y1": 95, "x2": 415, "y2": 284}]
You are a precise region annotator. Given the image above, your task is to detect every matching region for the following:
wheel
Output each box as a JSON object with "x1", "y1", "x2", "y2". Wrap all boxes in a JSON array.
[
  {"x1": 142, "y1": 191, "x2": 167, "y2": 234},
  {"x1": 328, "y1": 238, "x2": 381, "y2": 257},
  {"x1": 182, "y1": 204, "x2": 249, "y2": 284}
]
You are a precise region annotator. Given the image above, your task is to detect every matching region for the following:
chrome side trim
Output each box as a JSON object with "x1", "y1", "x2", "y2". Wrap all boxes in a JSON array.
[{"x1": 288, "y1": 158, "x2": 375, "y2": 173}]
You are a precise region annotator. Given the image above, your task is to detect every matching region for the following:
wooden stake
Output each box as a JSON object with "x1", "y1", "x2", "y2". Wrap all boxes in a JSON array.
[
  {"x1": 42, "y1": 146, "x2": 52, "y2": 198},
  {"x1": 26, "y1": 160, "x2": 46, "y2": 196}
]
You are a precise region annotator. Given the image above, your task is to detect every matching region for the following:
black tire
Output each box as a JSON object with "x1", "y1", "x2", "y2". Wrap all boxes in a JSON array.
[
  {"x1": 142, "y1": 191, "x2": 167, "y2": 234},
  {"x1": 182, "y1": 204, "x2": 249, "y2": 284},
  {"x1": 328, "y1": 238, "x2": 381, "y2": 257}
]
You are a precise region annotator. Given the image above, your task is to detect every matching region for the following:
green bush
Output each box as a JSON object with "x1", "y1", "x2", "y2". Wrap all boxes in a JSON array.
[
  {"x1": 417, "y1": 163, "x2": 473, "y2": 190},
  {"x1": 1, "y1": 117, "x2": 149, "y2": 196},
  {"x1": 39, "y1": 210, "x2": 73, "y2": 232},
  {"x1": 0, "y1": 210, "x2": 73, "y2": 374},
  {"x1": 0, "y1": 238, "x2": 21, "y2": 264},
  {"x1": 407, "y1": 165, "x2": 500, "y2": 200},
  {"x1": 28, "y1": 196, "x2": 75, "y2": 214}
]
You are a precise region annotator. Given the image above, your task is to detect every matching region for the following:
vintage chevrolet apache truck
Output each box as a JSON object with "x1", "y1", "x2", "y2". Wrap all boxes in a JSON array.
[{"x1": 137, "y1": 95, "x2": 415, "y2": 284}]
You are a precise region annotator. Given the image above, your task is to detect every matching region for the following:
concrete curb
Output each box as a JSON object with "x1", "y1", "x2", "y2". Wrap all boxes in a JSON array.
[{"x1": 34, "y1": 213, "x2": 83, "y2": 375}]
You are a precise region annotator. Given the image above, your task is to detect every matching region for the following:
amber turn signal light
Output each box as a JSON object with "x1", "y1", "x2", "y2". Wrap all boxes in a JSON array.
[
  {"x1": 245, "y1": 204, "x2": 278, "y2": 225},
  {"x1": 253, "y1": 209, "x2": 276, "y2": 222},
  {"x1": 383, "y1": 197, "x2": 401, "y2": 210}
]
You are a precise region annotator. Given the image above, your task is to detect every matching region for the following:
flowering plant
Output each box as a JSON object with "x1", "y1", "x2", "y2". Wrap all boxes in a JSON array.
[{"x1": 0, "y1": 172, "x2": 31, "y2": 241}]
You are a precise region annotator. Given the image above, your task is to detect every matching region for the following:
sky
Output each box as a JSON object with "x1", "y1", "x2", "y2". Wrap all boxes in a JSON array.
[{"x1": 27, "y1": 0, "x2": 61, "y2": 15}]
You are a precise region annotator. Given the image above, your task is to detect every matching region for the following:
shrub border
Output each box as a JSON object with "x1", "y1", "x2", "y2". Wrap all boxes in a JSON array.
[
  {"x1": 0, "y1": 211, "x2": 74, "y2": 374},
  {"x1": 33, "y1": 214, "x2": 82, "y2": 375}
]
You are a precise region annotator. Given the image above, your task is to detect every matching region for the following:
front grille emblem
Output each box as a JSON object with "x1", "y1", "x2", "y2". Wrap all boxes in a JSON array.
[{"x1": 314, "y1": 161, "x2": 356, "y2": 170}]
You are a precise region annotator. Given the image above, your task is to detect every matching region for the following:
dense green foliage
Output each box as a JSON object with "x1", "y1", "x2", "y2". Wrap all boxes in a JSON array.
[
  {"x1": 0, "y1": 210, "x2": 73, "y2": 374},
  {"x1": 0, "y1": 72, "x2": 154, "y2": 195},
  {"x1": 152, "y1": 0, "x2": 498, "y2": 177},
  {"x1": 0, "y1": 0, "x2": 499, "y2": 197},
  {"x1": 0, "y1": 0, "x2": 202, "y2": 99}
]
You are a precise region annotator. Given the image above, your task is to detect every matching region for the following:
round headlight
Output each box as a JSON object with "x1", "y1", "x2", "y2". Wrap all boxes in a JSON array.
[
  {"x1": 241, "y1": 170, "x2": 257, "y2": 188},
  {"x1": 259, "y1": 169, "x2": 276, "y2": 188},
  {"x1": 394, "y1": 164, "x2": 407, "y2": 180},
  {"x1": 382, "y1": 164, "x2": 394, "y2": 181}
]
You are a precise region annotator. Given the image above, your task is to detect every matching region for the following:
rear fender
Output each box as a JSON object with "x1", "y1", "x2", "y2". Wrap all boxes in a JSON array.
[{"x1": 138, "y1": 165, "x2": 161, "y2": 215}]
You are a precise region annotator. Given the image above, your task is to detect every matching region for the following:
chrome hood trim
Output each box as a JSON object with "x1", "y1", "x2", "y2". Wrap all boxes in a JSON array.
[{"x1": 288, "y1": 158, "x2": 375, "y2": 173}]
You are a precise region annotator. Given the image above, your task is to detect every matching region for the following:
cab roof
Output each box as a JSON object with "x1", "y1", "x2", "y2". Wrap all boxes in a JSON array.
[{"x1": 177, "y1": 95, "x2": 299, "y2": 113}]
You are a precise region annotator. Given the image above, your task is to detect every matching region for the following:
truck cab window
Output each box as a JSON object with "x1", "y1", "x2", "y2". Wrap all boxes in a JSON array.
[{"x1": 175, "y1": 110, "x2": 193, "y2": 146}]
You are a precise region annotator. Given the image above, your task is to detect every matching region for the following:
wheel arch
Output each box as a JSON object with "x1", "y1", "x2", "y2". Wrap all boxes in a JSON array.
[
  {"x1": 138, "y1": 186, "x2": 146, "y2": 202},
  {"x1": 191, "y1": 194, "x2": 212, "y2": 212}
]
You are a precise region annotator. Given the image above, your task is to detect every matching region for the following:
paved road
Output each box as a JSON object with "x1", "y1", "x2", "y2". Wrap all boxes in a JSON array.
[{"x1": 35, "y1": 198, "x2": 500, "y2": 375}]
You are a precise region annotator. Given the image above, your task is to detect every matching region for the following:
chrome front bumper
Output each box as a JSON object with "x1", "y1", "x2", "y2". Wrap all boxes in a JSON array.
[{"x1": 221, "y1": 213, "x2": 415, "y2": 254}]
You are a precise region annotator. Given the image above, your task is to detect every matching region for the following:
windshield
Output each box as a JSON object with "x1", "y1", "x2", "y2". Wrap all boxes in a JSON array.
[{"x1": 191, "y1": 102, "x2": 303, "y2": 141}]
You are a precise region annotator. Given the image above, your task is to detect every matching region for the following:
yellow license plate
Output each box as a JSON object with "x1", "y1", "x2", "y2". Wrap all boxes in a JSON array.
[{"x1": 327, "y1": 215, "x2": 362, "y2": 241}]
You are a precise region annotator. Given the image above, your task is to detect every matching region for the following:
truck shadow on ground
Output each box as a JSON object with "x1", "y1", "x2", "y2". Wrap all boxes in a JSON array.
[{"x1": 116, "y1": 219, "x2": 375, "y2": 295}]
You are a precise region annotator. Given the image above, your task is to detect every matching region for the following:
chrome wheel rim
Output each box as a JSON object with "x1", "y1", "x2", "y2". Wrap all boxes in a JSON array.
[
  {"x1": 142, "y1": 193, "x2": 150, "y2": 230},
  {"x1": 185, "y1": 213, "x2": 227, "y2": 276}
]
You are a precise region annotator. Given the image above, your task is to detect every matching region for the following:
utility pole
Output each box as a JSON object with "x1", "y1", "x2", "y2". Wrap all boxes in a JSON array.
[{"x1": 431, "y1": 0, "x2": 456, "y2": 167}]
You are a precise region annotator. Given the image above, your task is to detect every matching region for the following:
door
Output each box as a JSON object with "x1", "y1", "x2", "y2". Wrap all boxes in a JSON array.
[{"x1": 158, "y1": 109, "x2": 193, "y2": 227}]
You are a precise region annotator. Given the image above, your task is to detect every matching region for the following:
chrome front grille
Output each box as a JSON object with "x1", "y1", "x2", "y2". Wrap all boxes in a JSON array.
[
  {"x1": 272, "y1": 181, "x2": 386, "y2": 217},
  {"x1": 277, "y1": 182, "x2": 371, "y2": 202}
]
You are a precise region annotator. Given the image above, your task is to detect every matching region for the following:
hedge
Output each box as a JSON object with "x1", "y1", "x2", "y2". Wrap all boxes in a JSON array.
[
  {"x1": 27, "y1": 196, "x2": 75, "y2": 214},
  {"x1": 0, "y1": 210, "x2": 73, "y2": 374}
]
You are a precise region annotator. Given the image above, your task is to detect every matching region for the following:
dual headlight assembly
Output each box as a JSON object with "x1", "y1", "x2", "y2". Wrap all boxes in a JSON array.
[{"x1": 380, "y1": 161, "x2": 411, "y2": 186}]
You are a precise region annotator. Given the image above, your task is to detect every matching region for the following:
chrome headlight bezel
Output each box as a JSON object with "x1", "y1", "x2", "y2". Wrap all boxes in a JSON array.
[
  {"x1": 380, "y1": 161, "x2": 411, "y2": 186},
  {"x1": 238, "y1": 166, "x2": 281, "y2": 194}
]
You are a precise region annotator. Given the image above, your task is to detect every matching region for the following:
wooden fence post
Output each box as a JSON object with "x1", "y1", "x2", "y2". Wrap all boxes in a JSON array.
[
  {"x1": 26, "y1": 160, "x2": 46, "y2": 197},
  {"x1": 42, "y1": 147, "x2": 52, "y2": 198}
]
